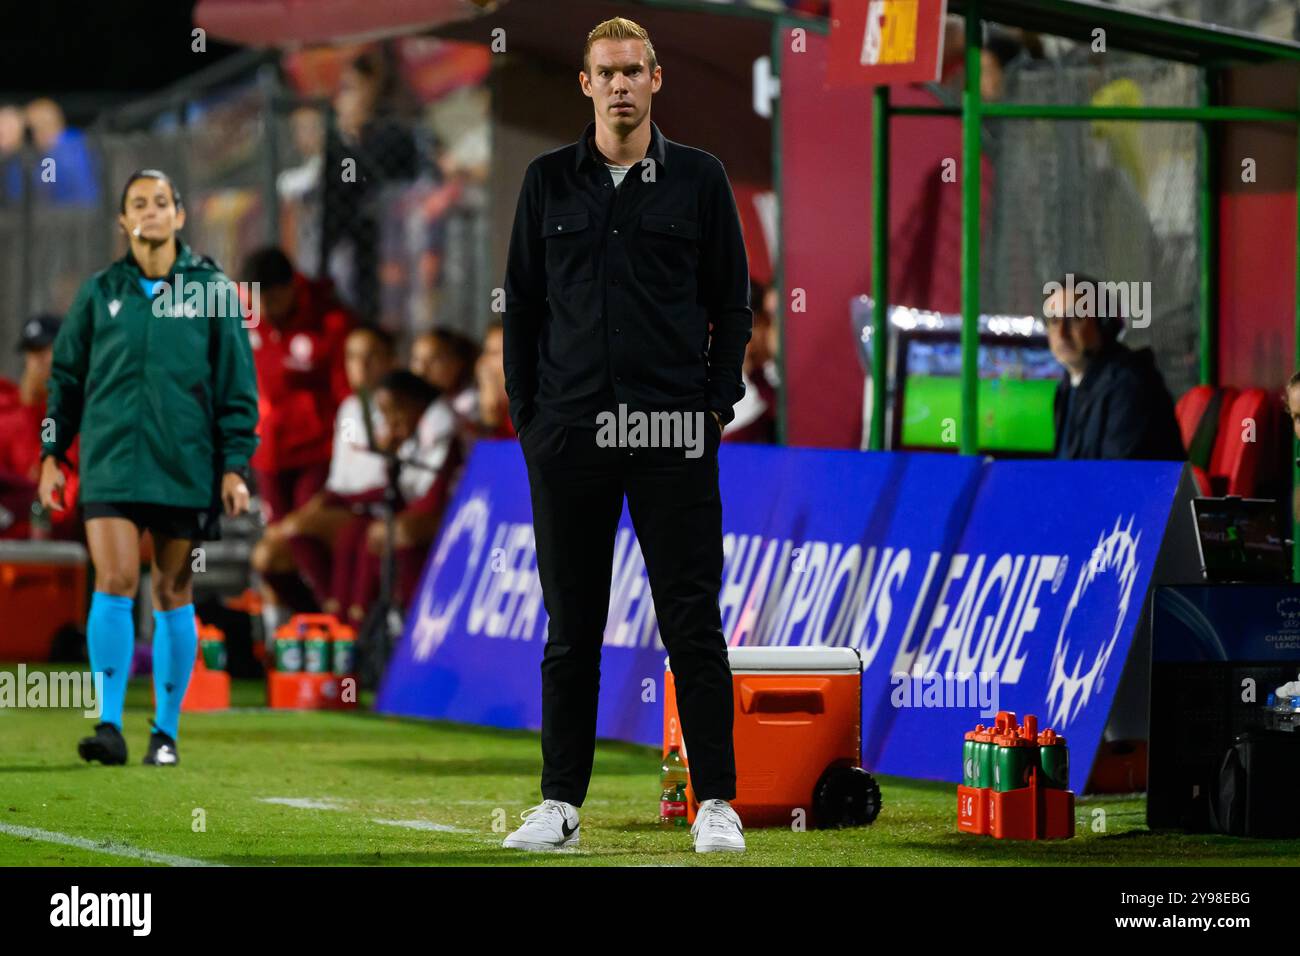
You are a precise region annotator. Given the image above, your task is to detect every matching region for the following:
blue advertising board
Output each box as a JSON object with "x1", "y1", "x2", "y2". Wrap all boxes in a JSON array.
[
  {"x1": 377, "y1": 442, "x2": 1184, "y2": 793},
  {"x1": 871, "y1": 460, "x2": 1182, "y2": 790}
]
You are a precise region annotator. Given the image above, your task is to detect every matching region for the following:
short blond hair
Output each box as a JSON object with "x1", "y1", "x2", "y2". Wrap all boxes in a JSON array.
[{"x1": 584, "y1": 17, "x2": 658, "y2": 74}]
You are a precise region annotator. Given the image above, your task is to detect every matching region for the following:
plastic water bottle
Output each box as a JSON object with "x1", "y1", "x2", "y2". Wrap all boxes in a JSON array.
[
  {"x1": 29, "y1": 500, "x2": 50, "y2": 540},
  {"x1": 1264, "y1": 692, "x2": 1300, "y2": 732},
  {"x1": 1274, "y1": 697, "x2": 1294, "y2": 733},
  {"x1": 659, "y1": 746, "x2": 689, "y2": 827}
]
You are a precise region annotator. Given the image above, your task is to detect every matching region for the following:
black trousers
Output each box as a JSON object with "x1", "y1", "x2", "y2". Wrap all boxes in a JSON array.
[{"x1": 522, "y1": 416, "x2": 736, "y2": 807}]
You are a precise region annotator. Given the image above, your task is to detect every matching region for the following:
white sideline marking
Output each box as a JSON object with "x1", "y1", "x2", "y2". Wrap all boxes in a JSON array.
[
  {"x1": 0, "y1": 822, "x2": 223, "y2": 867},
  {"x1": 257, "y1": 797, "x2": 487, "y2": 841},
  {"x1": 371, "y1": 818, "x2": 474, "y2": 834},
  {"x1": 258, "y1": 797, "x2": 346, "y2": 811}
]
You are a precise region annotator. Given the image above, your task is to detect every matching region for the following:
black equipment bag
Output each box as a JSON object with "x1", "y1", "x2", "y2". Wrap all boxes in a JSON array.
[{"x1": 1211, "y1": 729, "x2": 1300, "y2": 838}]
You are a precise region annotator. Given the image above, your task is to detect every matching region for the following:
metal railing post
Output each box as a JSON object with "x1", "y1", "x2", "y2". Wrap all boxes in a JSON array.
[{"x1": 960, "y1": 1, "x2": 982, "y2": 455}]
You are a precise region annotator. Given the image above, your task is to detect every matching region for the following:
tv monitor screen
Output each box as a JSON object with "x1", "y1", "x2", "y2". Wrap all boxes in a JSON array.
[
  {"x1": 1191, "y1": 497, "x2": 1289, "y2": 583},
  {"x1": 896, "y1": 333, "x2": 1059, "y2": 454}
]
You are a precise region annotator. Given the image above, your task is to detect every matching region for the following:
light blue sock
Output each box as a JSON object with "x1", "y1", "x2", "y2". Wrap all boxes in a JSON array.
[
  {"x1": 152, "y1": 604, "x2": 198, "y2": 740},
  {"x1": 87, "y1": 592, "x2": 135, "y2": 729}
]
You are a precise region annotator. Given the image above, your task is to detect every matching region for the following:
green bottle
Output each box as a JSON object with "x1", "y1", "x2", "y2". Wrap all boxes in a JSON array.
[
  {"x1": 659, "y1": 746, "x2": 689, "y2": 827},
  {"x1": 992, "y1": 734, "x2": 1034, "y2": 793},
  {"x1": 303, "y1": 625, "x2": 331, "y2": 674},
  {"x1": 332, "y1": 633, "x2": 356, "y2": 675},
  {"x1": 274, "y1": 633, "x2": 303, "y2": 673},
  {"x1": 1037, "y1": 729, "x2": 1069, "y2": 789},
  {"x1": 963, "y1": 731, "x2": 977, "y2": 787},
  {"x1": 200, "y1": 634, "x2": 226, "y2": 671},
  {"x1": 966, "y1": 725, "x2": 1000, "y2": 788}
]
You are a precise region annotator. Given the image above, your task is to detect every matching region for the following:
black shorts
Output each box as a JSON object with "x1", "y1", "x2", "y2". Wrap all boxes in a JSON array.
[{"x1": 82, "y1": 501, "x2": 218, "y2": 542}]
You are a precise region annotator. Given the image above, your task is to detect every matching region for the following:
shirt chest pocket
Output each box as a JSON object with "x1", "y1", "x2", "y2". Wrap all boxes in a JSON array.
[
  {"x1": 542, "y1": 212, "x2": 595, "y2": 287},
  {"x1": 634, "y1": 213, "x2": 699, "y2": 289}
]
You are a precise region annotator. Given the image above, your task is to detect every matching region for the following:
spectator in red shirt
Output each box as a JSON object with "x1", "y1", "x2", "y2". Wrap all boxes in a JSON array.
[
  {"x1": 242, "y1": 247, "x2": 354, "y2": 523},
  {"x1": 330, "y1": 370, "x2": 461, "y2": 623},
  {"x1": 410, "y1": 326, "x2": 480, "y2": 430},
  {"x1": 0, "y1": 315, "x2": 79, "y2": 538},
  {"x1": 723, "y1": 280, "x2": 779, "y2": 444},
  {"x1": 251, "y1": 324, "x2": 394, "y2": 619},
  {"x1": 474, "y1": 320, "x2": 516, "y2": 439}
]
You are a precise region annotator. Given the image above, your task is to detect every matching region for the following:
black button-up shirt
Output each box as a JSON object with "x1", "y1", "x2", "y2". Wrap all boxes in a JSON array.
[{"x1": 503, "y1": 120, "x2": 751, "y2": 432}]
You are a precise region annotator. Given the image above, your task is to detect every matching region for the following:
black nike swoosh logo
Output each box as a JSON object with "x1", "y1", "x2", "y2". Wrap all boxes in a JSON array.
[{"x1": 560, "y1": 819, "x2": 577, "y2": 839}]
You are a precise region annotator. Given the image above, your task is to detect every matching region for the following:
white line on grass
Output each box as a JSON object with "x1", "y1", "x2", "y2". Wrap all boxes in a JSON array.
[
  {"x1": 0, "y1": 822, "x2": 224, "y2": 867},
  {"x1": 256, "y1": 796, "x2": 496, "y2": 843},
  {"x1": 371, "y1": 818, "x2": 474, "y2": 834},
  {"x1": 258, "y1": 797, "x2": 347, "y2": 811}
]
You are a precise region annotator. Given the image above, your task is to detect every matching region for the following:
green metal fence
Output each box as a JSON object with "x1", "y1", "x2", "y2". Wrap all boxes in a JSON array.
[{"x1": 853, "y1": 0, "x2": 1300, "y2": 576}]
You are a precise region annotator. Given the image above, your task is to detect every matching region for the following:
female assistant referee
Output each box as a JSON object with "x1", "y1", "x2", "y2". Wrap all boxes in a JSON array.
[{"x1": 38, "y1": 169, "x2": 259, "y2": 766}]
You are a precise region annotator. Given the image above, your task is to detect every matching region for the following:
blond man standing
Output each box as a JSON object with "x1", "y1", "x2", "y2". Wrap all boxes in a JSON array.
[{"x1": 501, "y1": 18, "x2": 751, "y2": 853}]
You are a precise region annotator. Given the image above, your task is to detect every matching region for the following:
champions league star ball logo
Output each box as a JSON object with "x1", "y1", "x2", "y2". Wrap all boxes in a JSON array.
[
  {"x1": 410, "y1": 493, "x2": 491, "y2": 661},
  {"x1": 1277, "y1": 598, "x2": 1300, "y2": 630},
  {"x1": 1045, "y1": 516, "x2": 1141, "y2": 728}
]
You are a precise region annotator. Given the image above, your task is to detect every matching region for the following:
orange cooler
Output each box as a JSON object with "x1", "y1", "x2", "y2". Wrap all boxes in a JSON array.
[
  {"x1": 0, "y1": 541, "x2": 88, "y2": 661},
  {"x1": 664, "y1": 646, "x2": 864, "y2": 828}
]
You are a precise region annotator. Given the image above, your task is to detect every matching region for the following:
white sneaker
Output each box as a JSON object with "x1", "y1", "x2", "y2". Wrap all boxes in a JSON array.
[
  {"x1": 691, "y1": 799, "x2": 745, "y2": 853},
  {"x1": 501, "y1": 800, "x2": 580, "y2": 851}
]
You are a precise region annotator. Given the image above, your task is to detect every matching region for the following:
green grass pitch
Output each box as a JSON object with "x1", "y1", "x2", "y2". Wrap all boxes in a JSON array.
[{"x1": 1, "y1": 668, "x2": 1297, "y2": 866}]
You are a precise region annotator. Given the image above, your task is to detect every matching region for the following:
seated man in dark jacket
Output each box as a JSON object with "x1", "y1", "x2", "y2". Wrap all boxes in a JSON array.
[{"x1": 1044, "y1": 274, "x2": 1184, "y2": 461}]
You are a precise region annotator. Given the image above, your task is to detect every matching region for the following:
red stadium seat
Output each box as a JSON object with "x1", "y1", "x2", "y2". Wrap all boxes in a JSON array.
[
  {"x1": 1174, "y1": 384, "x2": 1213, "y2": 449},
  {"x1": 1176, "y1": 385, "x2": 1237, "y2": 494},
  {"x1": 1205, "y1": 388, "x2": 1276, "y2": 497}
]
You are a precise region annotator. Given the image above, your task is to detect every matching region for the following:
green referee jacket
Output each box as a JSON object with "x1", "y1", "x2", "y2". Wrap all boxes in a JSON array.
[{"x1": 43, "y1": 240, "x2": 260, "y2": 509}]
